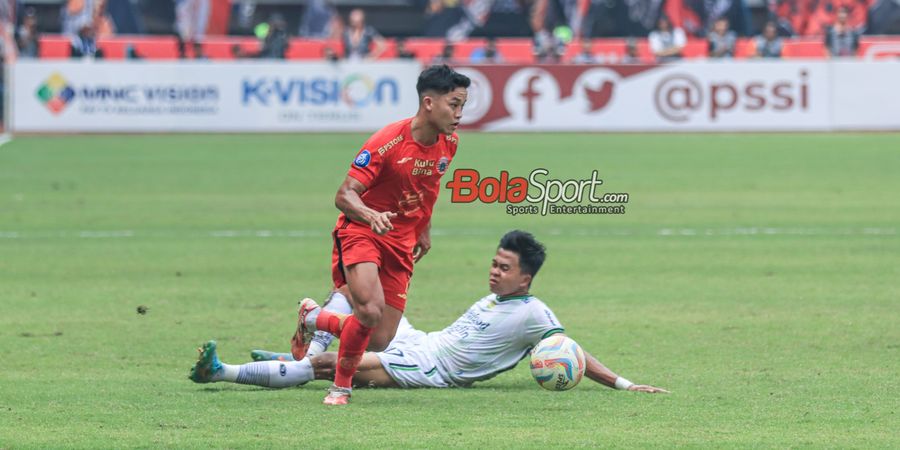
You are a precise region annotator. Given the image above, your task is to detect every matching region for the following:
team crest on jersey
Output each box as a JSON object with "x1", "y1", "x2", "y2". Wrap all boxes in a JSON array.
[
  {"x1": 437, "y1": 156, "x2": 450, "y2": 174},
  {"x1": 354, "y1": 150, "x2": 371, "y2": 168}
]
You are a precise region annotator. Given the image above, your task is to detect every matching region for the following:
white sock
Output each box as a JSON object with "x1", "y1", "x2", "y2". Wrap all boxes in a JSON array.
[
  {"x1": 307, "y1": 291, "x2": 353, "y2": 358},
  {"x1": 216, "y1": 363, "x2": 239, "y2": 382},
  {"x1": 325, "y1": 291, "x2": 353, "y2": 314},
  {"x1": 219, "y1": 359, "x2": 314, "y2": 388},
  {"x1": 306, "y1": 341, "x2": 327, "y2": 358}
]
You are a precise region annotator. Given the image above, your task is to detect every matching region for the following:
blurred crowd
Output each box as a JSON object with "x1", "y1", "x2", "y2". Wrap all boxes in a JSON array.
[{"x1": 3, "y1": 0, "x2": 900, "y2": 62}]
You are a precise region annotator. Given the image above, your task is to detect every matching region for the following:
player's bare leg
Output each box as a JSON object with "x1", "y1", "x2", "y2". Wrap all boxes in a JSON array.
[
  {"x1": 343, "y1": 262, "x2": 385, "y2": 328},
  {"x1": 368, "y1": 303, "x2": 402, "y2": 352},
  {"x1": 285, "y1": 284, "x2": 401, "y2": 355},
  {"x1": 324, "y1": 262, "x2": 385, "y2": 404},
  {"x1": 313, "y1": 352, "x2": 399, "y2": 388},
  {"x1": 292, "y1": 263, "x2": 403, "y2": 404}
]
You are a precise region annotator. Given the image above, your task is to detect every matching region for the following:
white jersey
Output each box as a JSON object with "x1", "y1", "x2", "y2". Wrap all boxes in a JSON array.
[{"x1": 422, "y1": 294, "x2": 564, "y2": 387}]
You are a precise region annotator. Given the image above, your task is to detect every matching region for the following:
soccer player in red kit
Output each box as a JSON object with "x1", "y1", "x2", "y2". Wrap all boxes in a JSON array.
[{"x1": 291, "y1": 65, "x2": 470, "y2": 405}]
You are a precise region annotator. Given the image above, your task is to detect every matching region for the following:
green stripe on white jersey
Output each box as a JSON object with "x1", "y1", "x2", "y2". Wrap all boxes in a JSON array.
[{"x1": 425, "y1": 294, "x2": 564, "y2": 387}]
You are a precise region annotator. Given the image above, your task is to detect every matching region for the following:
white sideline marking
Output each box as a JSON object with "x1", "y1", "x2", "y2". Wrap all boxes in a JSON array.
[
  {"x1": 0, "y1": 227, "x2": 895, "y2": 240},
  {"x1": 0, "y1": 134, "x2": 11, "y2": 148}
]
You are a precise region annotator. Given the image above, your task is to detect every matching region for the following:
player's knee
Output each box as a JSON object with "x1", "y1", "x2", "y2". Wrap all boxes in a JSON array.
[
  {"x1": 367, "y1": 329, "x2": 396, "y2": 352},
  {"x1": 355, "y1": 302, "x2": 383, "y2": 328},
  {"x1": 366, "y1": 337, "x2": 389, "y2": 352}
]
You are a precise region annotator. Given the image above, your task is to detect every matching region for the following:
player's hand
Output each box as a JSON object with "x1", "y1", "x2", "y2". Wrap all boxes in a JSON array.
[
  {"x1": 413, "y1": 231, "x2": 431, "y2": 263},
  {"x1": 370, "y1": 211, "x2": 397, "y2": 235},
  {"x1": 627, "y1": 384, "x2": 670, "y2": 394}
]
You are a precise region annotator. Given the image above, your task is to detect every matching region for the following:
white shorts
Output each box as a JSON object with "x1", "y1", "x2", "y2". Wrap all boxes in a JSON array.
[{"x1": 376, "y1": 318, "x2": 450, "y2": 388}]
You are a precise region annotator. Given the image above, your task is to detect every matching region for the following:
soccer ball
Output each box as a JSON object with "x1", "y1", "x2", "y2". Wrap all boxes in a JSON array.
[{"x1": 530, "y1": 335, "x2": 586, "y2": 391}]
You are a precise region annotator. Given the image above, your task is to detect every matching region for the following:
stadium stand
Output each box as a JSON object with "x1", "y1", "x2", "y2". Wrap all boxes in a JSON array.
[
  {"x1": 17, "y1": 0, "x2": 900, "y2": 62},
  {"x1": 32, "y1": 34, "x2": 900, "y2": 61}
]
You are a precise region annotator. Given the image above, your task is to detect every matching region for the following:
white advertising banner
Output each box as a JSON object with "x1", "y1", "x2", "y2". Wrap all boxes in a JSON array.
[
  {"x1": 10, "y1": 60, "x2": 900, "y2": 133},
  {"x1": 830, "y1": 60, "x2": 900, "y2": 130},
  {"x1": 456, "y1": 62, "x2": 832, "y2": 131},
  {"x1": 11, "y1": 61, "x2": 422, "y2": 132}
]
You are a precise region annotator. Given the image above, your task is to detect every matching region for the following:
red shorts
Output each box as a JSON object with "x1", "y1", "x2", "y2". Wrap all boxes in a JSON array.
[{"x1": 331, "y1": 228, "x2": 413, "y2": 312}]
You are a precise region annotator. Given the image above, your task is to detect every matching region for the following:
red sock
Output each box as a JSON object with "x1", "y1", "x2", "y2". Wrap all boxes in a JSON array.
[
  {"x1": 333, "y1": 315, "x2": 372, "y2": 389},
  {"x1": 316, "y1": 310, "x2": 348, "y2": 335}
]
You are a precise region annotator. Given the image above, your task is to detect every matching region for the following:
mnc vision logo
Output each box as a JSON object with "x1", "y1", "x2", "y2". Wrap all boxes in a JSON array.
[
  {"x1": 242, "y1": 73, "x2": 399, "y2": 108},
  {"x1": 36, "y1": 73, "x2": 76, "y2": 114}
]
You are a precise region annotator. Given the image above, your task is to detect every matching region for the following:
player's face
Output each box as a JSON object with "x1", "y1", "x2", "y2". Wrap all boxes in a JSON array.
[
  {"x1": 489, "y1": 248, "x2": 532, "y2": 297},
  {"x1": 429, "y1": 87, "x2": 467, "y2": 134}
]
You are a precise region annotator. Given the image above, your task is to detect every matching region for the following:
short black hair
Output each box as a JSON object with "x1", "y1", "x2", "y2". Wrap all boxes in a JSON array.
[
  {"x1": 416, "y1": 65, "x2": 470, "y2": 98},
  {"x1": 498, "y1": 230, "x2": 546, "y2": 278}
]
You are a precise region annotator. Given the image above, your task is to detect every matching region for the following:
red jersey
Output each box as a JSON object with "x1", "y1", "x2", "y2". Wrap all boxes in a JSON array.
[{"x1": 337, "y1": 117, "x2": 458, "y2": 248}]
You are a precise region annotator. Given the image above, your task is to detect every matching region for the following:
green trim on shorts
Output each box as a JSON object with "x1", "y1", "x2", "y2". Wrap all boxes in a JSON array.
[
  {"x1": 388, "y1": 363, "x2": 420, "y2": 372},
  {"x1": 541, "y1": 328, "x2": 565, "y2": 339}
]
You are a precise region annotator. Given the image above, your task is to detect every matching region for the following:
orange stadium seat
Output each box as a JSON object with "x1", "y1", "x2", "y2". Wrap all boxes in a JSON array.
[
  {"x1": 494, "y1": 39, "x2": 533, "y2": 63},
  {"x1": 39, "y1": 36, "x2": 71, "y2": 58},
  {"x1": 403, "y1": 38, "x2": 450, "y2": 63},
  {"x1": 682, "y1": 39, "x2": 708, "y2": 58},
  {"x1": 858, "y1": 36, "x2": 900, "y2": 59},
  {"x1": 449, "y1": 39, "x2": 488, "y2": 61},
  {"x1": 131, "y1": 36, "x2": 180, "y2": 59},
  {"x1": 734, "y1": 38, "x2": 756, "y2": 58},
  {"x1": 99, "y1": 35, "x2": 180, "y2": 59},
  {"x1": 781, "y1": 38, "x2": 828, "y2": 58},
  {"x1": 563, "y1": 39, "x2": 627, "y2": 62},
  {"x1": 286, "y1": 39, "x2": 341, "y2": 59},
  {"x1": 40, "y1": 35, "x2": 181, "y2": 59},
  {"x1": 377, "y1": 40, "x2": 396, "y2": 58},
  {"x1": 200, "y1": 37, "x2": 260, "y2": 59}
]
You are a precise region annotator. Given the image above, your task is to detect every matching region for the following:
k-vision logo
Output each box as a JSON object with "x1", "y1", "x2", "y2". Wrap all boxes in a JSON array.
[{"x1": 445, "y1": 169, "x2": 629, "y2": 216}]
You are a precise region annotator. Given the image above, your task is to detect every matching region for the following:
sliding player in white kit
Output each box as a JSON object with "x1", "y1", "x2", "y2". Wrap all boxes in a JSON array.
[{"x1": 189, "y1": 231, "x2": 667, "y2": 393}]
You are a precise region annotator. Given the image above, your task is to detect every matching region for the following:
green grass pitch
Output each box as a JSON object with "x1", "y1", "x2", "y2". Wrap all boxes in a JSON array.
[{"x1": 1, "y1": 133, "x2": 898, "y2": 448}]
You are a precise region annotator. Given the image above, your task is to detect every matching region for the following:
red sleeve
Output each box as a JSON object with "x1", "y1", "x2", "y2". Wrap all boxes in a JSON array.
[
  {"x1": 347, "y1": 122, "x2": 406, "y2": 187},
  {"x1": 347, "y1": 144, "x2": 383, "y2": 188}
]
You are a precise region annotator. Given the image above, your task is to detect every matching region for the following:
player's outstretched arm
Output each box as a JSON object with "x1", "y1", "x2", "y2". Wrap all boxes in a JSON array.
[
  {"x1": 583, "y1": 349, "x2": 669, "y2": 394},
  {"x1": 335, "y1": 176, "x2": 397, "y2": 235}
]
